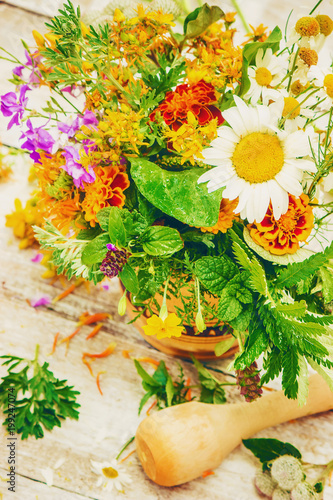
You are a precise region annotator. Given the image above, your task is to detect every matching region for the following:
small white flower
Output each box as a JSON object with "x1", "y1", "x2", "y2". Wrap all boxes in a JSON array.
[
  {"x1": 198, "y1": 96, "x2": 316, "y2": 223},
  {"x1": 308, "y1": 65, "x2": 333, "y2": 110},
  {"x1": 90, "y1": 458, "x2": 132, "y2": 493},
  {"x1": 245, "y1": 48, "x2": 287, "y2": 105},
  {"x1": 288, "y1": 27, "x2": 326, "y2": 52}
]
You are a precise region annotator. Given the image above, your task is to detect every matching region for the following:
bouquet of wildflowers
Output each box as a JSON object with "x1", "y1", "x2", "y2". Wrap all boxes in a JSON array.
[{"x1": 2, "y1": 0, "x2": 333, "y2": 401}]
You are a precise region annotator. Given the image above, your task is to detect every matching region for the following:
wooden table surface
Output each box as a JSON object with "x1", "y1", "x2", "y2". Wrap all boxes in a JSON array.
[{"x1": 0, "y1": 1, "x2": 333, "y2": 499}]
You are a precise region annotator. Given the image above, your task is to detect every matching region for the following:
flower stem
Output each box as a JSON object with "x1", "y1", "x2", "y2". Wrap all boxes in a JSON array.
[
  {"x1": 230, "y1": 0, "x2": 250, "y2": 33},
  {"x1": 115, "y1": 436, "x2": 135, "y2": 460},
  {"x1": 309, "y1": 0, "x2": 323, "y2": 15}
]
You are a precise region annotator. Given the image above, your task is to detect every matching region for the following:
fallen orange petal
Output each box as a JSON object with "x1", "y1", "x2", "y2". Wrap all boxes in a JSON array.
[
  {"x1": 86, "y1": 323, "x2": 103, "y2": 340},
  {"x1": 59, "y1": 326, "x2": 81, "y2": 345},
  {"x1": 82, "y1": 355, "x2": 94, "y2": 377},
  {"x1": 185, "y1": 377, "x2": 192, "y2": 402},
  {"x1": 96, "y1": 371, "x2": 106, "y2": 395},
  {"x1": 83, "y1": 342, "x2": 116, "y2": 359},
  {"x1": 138, "y1": 357, "x2": 160, "y2": 367},
  {"x1": 52, "y1": 283, "x2": 76, "y2": 304},
  {"x1": 202, "y1": 470, "x2": 215, "y2": 478},
  {"x1": 49, "y1": 332, "x2": 60, "y2": 355},
  {"x1": 119, "y1": 449, "x2": 136, "y2": 464},
  {"x1": 78, "y1": 312, "x2": 111, "y2": 326},
  {"x1": 122, "y1": 349, "x2": 133, "y2": 359}
]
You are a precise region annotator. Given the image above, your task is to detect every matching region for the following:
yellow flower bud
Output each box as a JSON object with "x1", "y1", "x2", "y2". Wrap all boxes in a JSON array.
[
  {"x1": 32, "y1": 30, "x2": 45, "y2": 48},
  {"x1": 113, "y1": 8, "x2": 126, "y2": 24},
  {"x1": 195, "y1": 310, "x2": 206, "y2": 333},
  {"x1": 118, "y1": 291, "x2": 127, "y2": 316}
]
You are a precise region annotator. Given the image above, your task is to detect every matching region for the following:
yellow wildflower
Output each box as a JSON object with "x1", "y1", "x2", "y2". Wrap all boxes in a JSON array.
[
  {"x1": 6, "y1": 198, "x2": 43, "y2": 249},
  {"x1": 142, "y1": 313, "x2": 183, "y2": 339}
]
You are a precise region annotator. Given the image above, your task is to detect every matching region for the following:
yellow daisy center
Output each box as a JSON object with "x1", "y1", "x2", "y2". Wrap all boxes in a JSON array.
[
  {"x1": 324, "y1": 74, "x2": 333, "y2": 98},
  {"x1": 255, "y1": 67, "x2": 273, "y2": 87},
  {"x1": 283, "y1": 97, "x2": 300, "y2": 119},
  {"x1": 232, "y1": 132, "x2": 284, "y2": 183},
  {"x1": 295, "y1": 17, "x2": 320, "y2": 37},
  {"x1": 102, "y1": 467, "x2": 119, "y2": 478},
  {"x1": 315, "y1": 15, "x2": 333, "y2": 36}
]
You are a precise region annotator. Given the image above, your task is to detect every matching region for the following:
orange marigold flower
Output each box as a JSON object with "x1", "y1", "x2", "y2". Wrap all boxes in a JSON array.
[
  {"x1": 151, "y1": 80, "x2": 224, "y2": 131},
  {"x1": 247, "y1": 194, "x2": 314, "y2": 255},
  {"x1": 200, "y1": 198, "x2": 239, "y2": 234},
  {"x1": 38, "y1": 191, "x2": 81, "y2": 231},
  {"x1": 81, "y1": 165, "x2": 129, "y2": 226}
]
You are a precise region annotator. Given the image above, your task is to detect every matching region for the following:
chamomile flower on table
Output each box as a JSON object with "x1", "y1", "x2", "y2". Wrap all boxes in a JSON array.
[
  {"x1": 90, "y1": 457, "x2": 132, "y2": 493},
  {"x1": 245, "y1": 48, "x2": 287, "y2": 105},
  {"x1": 198, "y1": 96, "x2": 316, "y2": 224}
]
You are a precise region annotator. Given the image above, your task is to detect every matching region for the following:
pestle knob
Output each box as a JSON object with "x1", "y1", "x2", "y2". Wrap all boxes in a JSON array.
[{"x1": 135, "y1": 374, "x2": 333, "y2": 486}]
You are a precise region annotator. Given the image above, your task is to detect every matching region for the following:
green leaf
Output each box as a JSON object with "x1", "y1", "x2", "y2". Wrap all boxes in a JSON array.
[
  {"x1": 131, "y1": 157, "x2": 222, "y2": 226},
  {"x1": 118, "y1": 264, "x2": 139, "y2": 294},
  {"x1": 243, "y1": 438, "x2": 302, "y2": 464},
  {"x1": 276, "y1": 301, "x2": 307, "y2": 318},
  {"x1": 108, "y1": 207, "x2": 127, "y2": 248},
  {"x1": 81, "y1": 233, "x2": 110, "y2": 266},
  {"x1": 182, "y1": 230, "x2": 215, "y2": 248},
  {"x1": 282, "y1": 349, "x2": 299, "y2": 399},
  {"x1": 215, "y1": 336, "x2": 236, "y2": 357},
  {"x1": 195, "y1": 255, "x2": 238, "y2": 295},
  {"x1": 276, "y1": 240, "x2": 333, "y2": 288},
  {"x1": 238, "y1": 26, "x2": 282, "y2": 97},
  {"x1": 183, "y1": 4, "x2": 224, "y2": 39},
  {"x1": 297, "y1": 355, "x2": 309, "y2": 407},
  {"x1": 229, "y1": 306, "x2": 252, "y2": 332},
  {"x1": 77, "y1": 226, "x2": 102, "y2": 240},
  {"x1": 96, "y1": 207, "x2": 111, "y2": 231},
  {"x1": 138, "y1": 391, "x2": 155, "y2": 415},
  {"x1": 307, "y1": 357, "x2": 333, "y2": 392},
  {"x1": 166, "y1": 376, "x2": 175, "y2": 407},
  {"x1": 152, "y1": 361, "x2": 169, "y2": 385},
  {"x1": 134, "y1": 360, "x2": 161, "y2": 388},
  {"x1": 218, "y1": 294, "x2": 242, "y2": 322},
  {"x1": 234, "y1": 326, "x2": 269, "y2": 370},
  {"x1": 141, "y1": 226, "x2": 183, "y2": 256},
  {"x1": 320, "y1": 267, "x2": 333, "y2": 303},
  {"x1": 191, "y1": 355, "x2": 217, "y2": 390}
]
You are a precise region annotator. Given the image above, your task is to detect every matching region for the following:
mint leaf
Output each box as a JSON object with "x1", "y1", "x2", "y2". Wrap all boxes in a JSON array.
[
  {"x1": 108, "y1": 206, "x2": 127, "y2": 247},
  {"x1": 118, "y1": 264, "x2": 139, "y2": 294},
  {"x1": 218, "y1": 294, "x2": 243, "y2": 322},
  {"x1": 195, "y1": 255, "x2": 238, "y2": 295},
  {"x1": 141, "y1": 226, "x2": 183, "y2": 256},
  {"x1": 81, "y1": 233, "x2": 110, "y2": 266}
]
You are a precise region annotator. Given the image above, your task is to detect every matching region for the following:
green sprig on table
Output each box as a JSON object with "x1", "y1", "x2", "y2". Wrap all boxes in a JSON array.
[{"x1": 0, "y1": 345, "x2": 80, "y2": 439}]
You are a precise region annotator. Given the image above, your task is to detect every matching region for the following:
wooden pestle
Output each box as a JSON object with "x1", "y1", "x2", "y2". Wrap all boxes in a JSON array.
[{"x1": 135, "y1": 374, "x2": 333, "y2": 486}]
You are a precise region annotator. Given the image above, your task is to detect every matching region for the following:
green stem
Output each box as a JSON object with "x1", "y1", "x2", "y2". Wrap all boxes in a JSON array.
[
  {"x1": 34, "y1": 344, "x2": 40, "y2": 364},
  {"x1": 230, "y1": 0, "x2": 250, "y2": 33},
  {"x1": 309, "y1": 0, "x2": 323, "y2": 15},
  {"x1": 287, "y1": 47, "x2": 300, "y2": 92},
  {"x1": 115, "y1": 436, "x2": 135, "y2": 460}
]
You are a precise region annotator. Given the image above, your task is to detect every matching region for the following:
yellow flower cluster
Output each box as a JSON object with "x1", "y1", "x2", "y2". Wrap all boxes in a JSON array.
[
  {"x1": 163, "y1": 112, "x2": 218, "y2": 165},
  {"x1": 6, "y1": 198, "x2": 44, "y2": 249},
  {"x1": 98, "y1": 107, "x2": 148, "y2": 155}
]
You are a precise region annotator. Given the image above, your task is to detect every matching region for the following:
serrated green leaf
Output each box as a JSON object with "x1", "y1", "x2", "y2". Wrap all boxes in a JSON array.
[
  {"x1": 297, "y1": 355, "x2": 309, "y2": 407},
  {"x1": 276, "y1": 301, "x2": 307, "y2": 317},
  {"x1": 195, "y1": 255, "x2": 238, "y2": 295},
  {"x1": 276, "y1": 240, "x2": 333, "y2": 288},
  {"x1": 218, "y1": 294, "x2": 243, "y2": 322},
  {"x1": 320, "y1": 267, "x2": 333, "y2": 303},
  {"x1": 307, "y1": 357, "x2": 333, "y2": 392},
  {"x1": 243, "y1": 438, "x2": 302, "y2": 464},
  {"x1": 234, "y1": 326, "x2": 269, "y2": 370},
  {"x1": 282, "y1": 349, "x2": 299, "y2": 399}
]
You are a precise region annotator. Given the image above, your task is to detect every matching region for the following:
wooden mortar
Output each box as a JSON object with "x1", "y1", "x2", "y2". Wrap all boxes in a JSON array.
[{"x1": 135, "y1": 374, "x2": 333, "y2": 486}]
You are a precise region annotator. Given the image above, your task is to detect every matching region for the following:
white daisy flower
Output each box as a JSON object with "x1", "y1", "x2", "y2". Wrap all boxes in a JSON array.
[
  {"x1": 90, "y1": 458, "x2": 132, "y2": 493},
  {"x1": 308, "y1": 65, "x2": 333, "y2": 110},
  {"x1": 269, "y1": 92, "x2": 314, "y2": 133},
  {"x1": 198, "y1": 96, "x2": 316, "y2": 223},
  {"x1": 245, "y1": 48, "x2": 287, "y2": 105}
]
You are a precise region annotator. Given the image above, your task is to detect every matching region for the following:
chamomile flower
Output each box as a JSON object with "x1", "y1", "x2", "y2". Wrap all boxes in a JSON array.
[
  {"x1": 288, "y1": 16, "x2": 326, "y2": 52},
  {"x1": 245, "y1": 48, "x2": 287, "y2": 104},
  {"x1": 270, "y1": 93, "x2": 313, "y2": 133},
  {"x1": 198, "y1": 96, "x2": 316, "y2": 223},
  {"x1": 308, "y1": 66, "x2": 333, "y2": 110},
  {"x1": 90, "y1": 458, "x2": 132, "y2": 493}
]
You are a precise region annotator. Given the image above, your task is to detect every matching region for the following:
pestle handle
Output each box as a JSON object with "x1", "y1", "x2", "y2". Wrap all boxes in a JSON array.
[{"x1": 135, "y1": 374, "x2": 333, "y2": 486}]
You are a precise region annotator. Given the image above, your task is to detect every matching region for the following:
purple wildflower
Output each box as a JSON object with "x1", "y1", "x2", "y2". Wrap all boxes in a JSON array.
[
  {"x1": 106, "y1": 243, "x2": 117, "y2": 251},
  {"x1": 13, "y1": 51, "x2": 43, "y2": 86},
  {"x1": 1, "y1": 84, "x2": 30, "y2": 129},
  {"x1": 61, "y1": 146, "x2": 96, "y2": 189},
  {"x1": 61, "y1": 85, "x2": 84, "y2": 97},
  {"x1": 12, "y1": 50, "x2": 33, "y2": 77},
  {"x1": 58, "y1": 117, "x2": 80, "y2": 137},
  {"x1": 82, "y1": 110, "x2": 98, "y2": 127},
  {"x1": 30, "y1": 295, "x2": 51, "y2": 307},
  {"x1": 20, "y1": 119, "x2": 55, "y2": 163},
  {"x1": 31, "y1": 252, "x2": 43, "y2": 263},
  {"x1": 100, "y1": 247, "x2": 130, "y2": 279}
]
